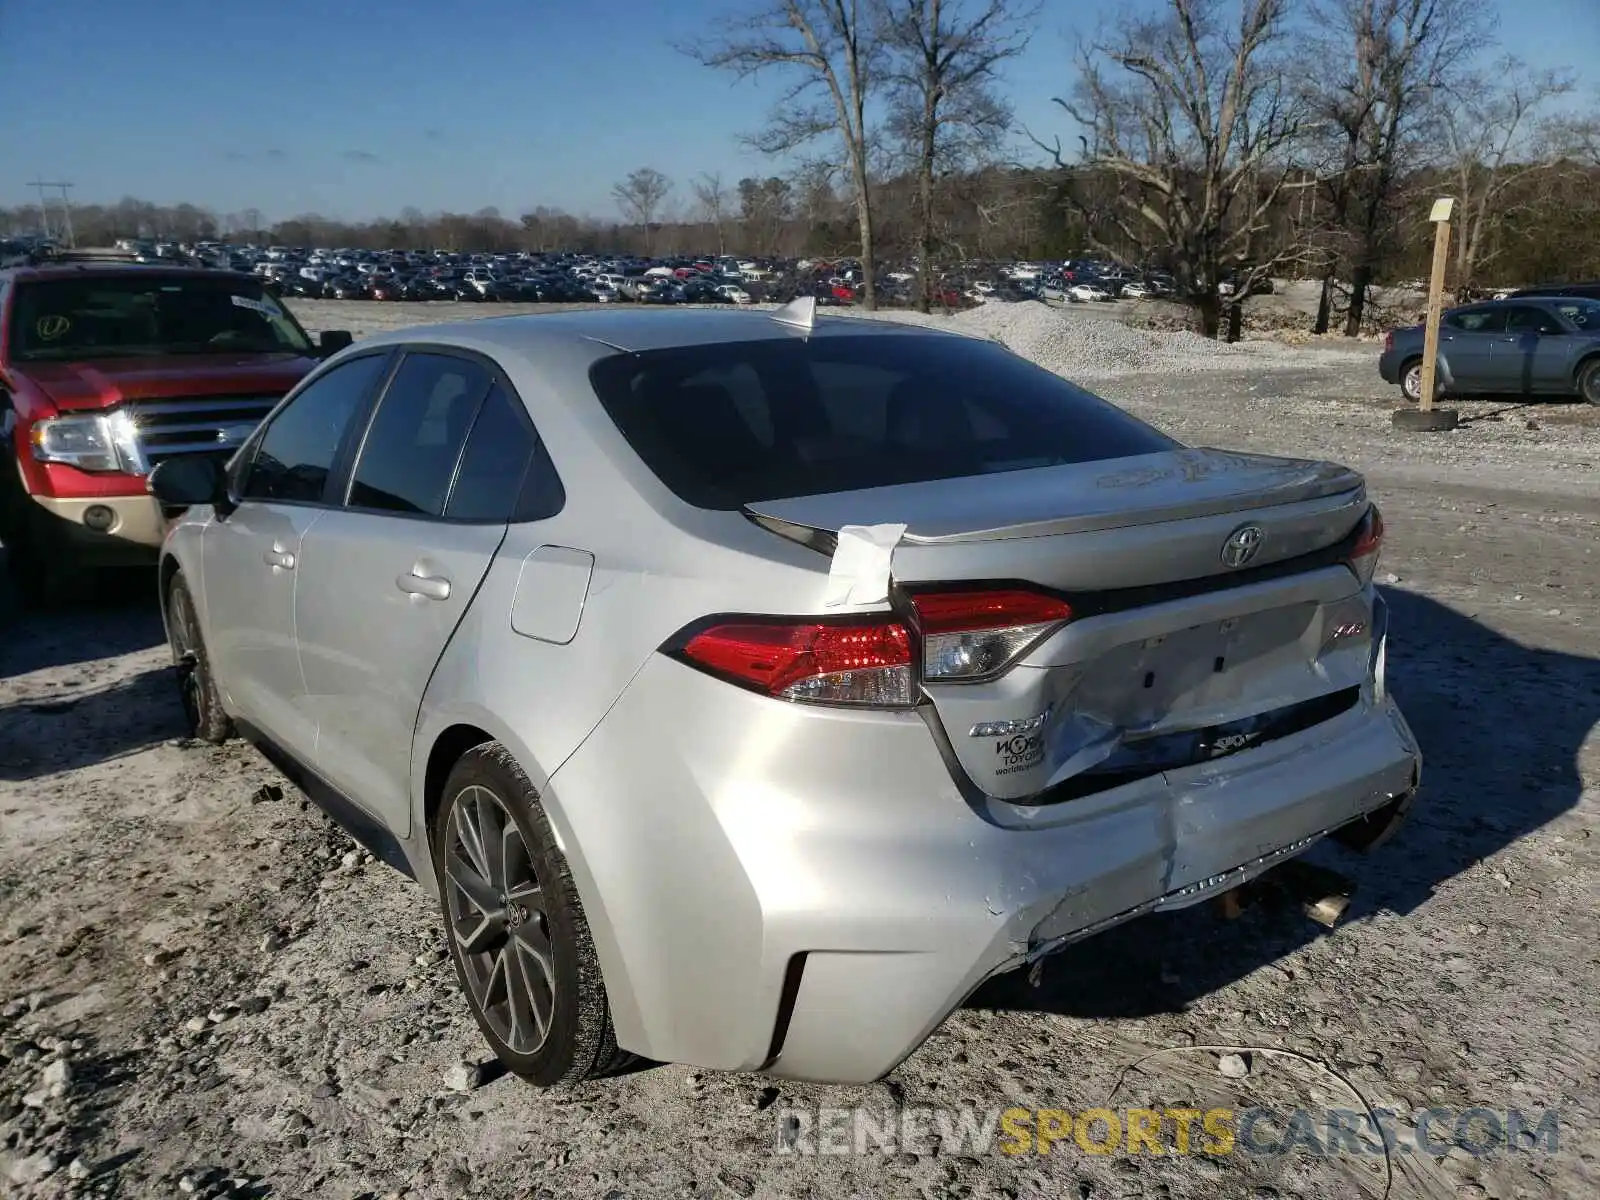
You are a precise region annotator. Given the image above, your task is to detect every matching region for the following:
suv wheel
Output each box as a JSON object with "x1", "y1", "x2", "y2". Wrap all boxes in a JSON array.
[
  {"x1": 4, "y1": 510, "x2": 90, "y2": 609},
  {"x1": 433, "y1": 744, "x2": 631, "y2": 1086},
  {"x1": 166, "y1": 574, "x2": 233, "y2": 743},
  {"x1": 0, "y1": 489, "x2": 89, "y2": 611}
]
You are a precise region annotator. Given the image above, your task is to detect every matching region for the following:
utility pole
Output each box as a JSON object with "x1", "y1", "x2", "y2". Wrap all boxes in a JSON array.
[
  {"x1": 29, "y1": 179, "x2": 53, "y2": 241},
  {"x1": 1393, "y1": 197, "x2": 1460, "y2": 433},
  {"x1": 27, "y1": 180, "x2": 76, "y2": 247}
]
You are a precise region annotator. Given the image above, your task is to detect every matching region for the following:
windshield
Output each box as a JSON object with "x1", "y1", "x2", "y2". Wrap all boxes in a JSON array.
[{"x1": 9, "y1": 275, "x2": 315, "y2": 361}]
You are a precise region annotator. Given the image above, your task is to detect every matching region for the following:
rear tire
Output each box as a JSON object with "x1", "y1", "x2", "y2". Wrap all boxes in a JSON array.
[
  {"x1": 1399, "y1": 359, "x2": 1427, "y2": 403},
  {"x1": 1578, "y1": 359, "x2": 1600, "y2": 406},
  {"x1": 166, "y1": 573, "x2": 233, "y2": 743},
  {"x1": 433, "y1": 744, "x2": 632, "y2": 1087}
]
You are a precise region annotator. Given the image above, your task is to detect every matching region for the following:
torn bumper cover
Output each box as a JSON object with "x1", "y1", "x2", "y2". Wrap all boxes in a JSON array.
[
  {"x1": 548, "y1": 644, "x2": 1421, "y2": 1086},
  {"x1": 769, "y1": 698, "x2": 1420, "y2": 1084}
]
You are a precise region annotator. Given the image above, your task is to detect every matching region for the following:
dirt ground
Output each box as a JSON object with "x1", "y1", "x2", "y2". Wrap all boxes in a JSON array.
[{"x1": 1, "y1": 302, "x2": 1596, "y2": 1200}]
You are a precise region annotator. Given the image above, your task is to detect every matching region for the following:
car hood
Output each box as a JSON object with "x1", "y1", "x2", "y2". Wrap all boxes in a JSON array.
[{"x1": 13, "y1": 353, "x2": 316, "y2": 411}]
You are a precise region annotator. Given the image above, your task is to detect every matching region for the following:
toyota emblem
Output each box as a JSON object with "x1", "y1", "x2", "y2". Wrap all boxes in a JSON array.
[{"x1": 1220, "y1": 524, "x2": 1265, "y2": 569}]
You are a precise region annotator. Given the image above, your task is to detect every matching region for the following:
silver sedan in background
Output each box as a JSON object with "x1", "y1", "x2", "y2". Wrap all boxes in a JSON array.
[{"x1": 151, "y1": 302, "x2": 1421, "y2": 1086}]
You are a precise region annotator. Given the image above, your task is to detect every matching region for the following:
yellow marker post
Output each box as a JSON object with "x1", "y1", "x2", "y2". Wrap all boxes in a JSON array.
[{"x1": 1395, "y1": 197, "x2": 1461, "y2": 432}]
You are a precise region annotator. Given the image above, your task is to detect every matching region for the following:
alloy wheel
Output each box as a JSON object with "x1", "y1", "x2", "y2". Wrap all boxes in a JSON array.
[
  {"x1": 1402, "y1": 365, "x2": 1423, "y2": 401},
  {"x1": 444, "y1": 785, "x2": 556, "y2": 1054}
]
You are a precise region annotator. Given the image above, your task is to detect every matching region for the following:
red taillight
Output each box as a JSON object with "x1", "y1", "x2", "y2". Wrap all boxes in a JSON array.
[
  {"x1": 681, "y1": 620, "x2": 914, "y2": 706},
  {"x1": 1345, "y1": 506, "x2": 1384, "y2": 586},
  {"x1": 911, "y1": 588, "x2": 1073, "y2": 682},
  {"x1": 912, "y1": 589, "x2": 1072, "y2": 634},
  {"x1": 675, "y1": 587, "x2": 1073, "y2": 706},
  {"x1": 1384, "y1": 331, "x2": 1394, "y2": 354}
]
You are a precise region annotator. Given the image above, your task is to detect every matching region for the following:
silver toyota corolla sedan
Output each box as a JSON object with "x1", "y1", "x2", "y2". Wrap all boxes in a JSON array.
[{"x1": 149, "y1": 300, "x2": 1422, "y2": 1087}]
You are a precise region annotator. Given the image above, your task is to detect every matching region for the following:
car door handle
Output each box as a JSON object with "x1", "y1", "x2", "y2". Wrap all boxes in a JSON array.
[
  {"x1": 396, "y1": 571, "x2": 451, "y2": 601},
  {"x1": 263, "y1": 549, "x2": 295, "y2": 570}
]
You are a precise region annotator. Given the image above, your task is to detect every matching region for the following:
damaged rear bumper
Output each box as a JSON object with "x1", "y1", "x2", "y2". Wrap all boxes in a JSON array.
[
  {"x1": 764, "y1": 697, "x2": 1420, "y2": 1083},
  {"x1": 547, "y1": 651, "x2": 1420, "y2": 1086}
]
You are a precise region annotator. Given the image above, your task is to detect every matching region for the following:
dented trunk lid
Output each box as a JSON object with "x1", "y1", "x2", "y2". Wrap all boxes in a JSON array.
[{"x1": 746, "y1": 447, "x2": 1375, "y2": 802}]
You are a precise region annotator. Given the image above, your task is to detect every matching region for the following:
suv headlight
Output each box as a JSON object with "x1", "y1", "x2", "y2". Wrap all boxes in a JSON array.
[{"x1": 29, "y1": 413, "x2": 136, "y2": 472}]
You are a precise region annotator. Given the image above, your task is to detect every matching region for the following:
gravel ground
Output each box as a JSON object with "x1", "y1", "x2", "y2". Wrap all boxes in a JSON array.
[{"x1": 1, "y1": 301, "x2": 1596, "y2": 1200}]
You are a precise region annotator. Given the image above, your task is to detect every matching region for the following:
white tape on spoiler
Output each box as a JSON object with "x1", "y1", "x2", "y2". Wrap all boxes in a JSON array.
[{"x1": 822, "y1": 523, "x2": 907, "y2": 607}]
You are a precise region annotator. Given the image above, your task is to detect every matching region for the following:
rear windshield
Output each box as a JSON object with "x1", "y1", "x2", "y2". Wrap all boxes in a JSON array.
[{"x1": 588, "y1": 332, "x2": 1178, "y2": 509}]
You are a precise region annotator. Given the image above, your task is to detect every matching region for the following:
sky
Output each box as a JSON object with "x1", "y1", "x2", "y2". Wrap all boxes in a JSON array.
[{"x1": 0, "y1": 0, "x2": 1595, "y2": 224}]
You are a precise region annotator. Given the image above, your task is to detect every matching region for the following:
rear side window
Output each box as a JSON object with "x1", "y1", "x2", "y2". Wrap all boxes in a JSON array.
[
  {"x1": 442, "y1": 381, "x2": 564, "y2": 523},
  {"x1": 242, "y1": 353, "x2": 389, "y2": 504},
  {"x1": 587, "y1": 333, "x2": 1178, "y2": 509},
  {"x1": 348, "y1": 352, "x2": 490, "y2": 516}
]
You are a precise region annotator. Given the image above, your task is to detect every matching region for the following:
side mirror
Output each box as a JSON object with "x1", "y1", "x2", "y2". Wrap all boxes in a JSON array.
[
  {"x1": 149, "y1": 455, "x2": 227, "y2": 509},
  {"x1": 318, "y1": 329, "x2": 354, "y2": 357}
]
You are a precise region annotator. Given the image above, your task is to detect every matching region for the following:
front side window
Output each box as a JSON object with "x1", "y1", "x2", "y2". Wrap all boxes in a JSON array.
[
  {"x1": 347, "y1": 352, "x2": 491, "y2": 517},
  {"x1": 242, "y1": 353, "x2": 390, "y2": 504},
  {"x1": 1504, "y1": 307, "x2": 1563, "y2": 335},
  {"x1": 9, "y1": 274, "x2": 315, "y2": 361},
  {"x1": 588, "y1": 333, "x2": 1178, "y2": 510}
]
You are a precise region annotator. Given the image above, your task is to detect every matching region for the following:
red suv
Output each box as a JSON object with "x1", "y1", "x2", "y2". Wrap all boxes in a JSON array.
[{"x1": 0, "y1": 263, "x2": 350, "y2": 602}]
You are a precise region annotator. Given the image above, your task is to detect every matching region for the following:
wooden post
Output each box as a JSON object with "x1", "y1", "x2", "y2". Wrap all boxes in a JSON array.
[
  {"x1": 1417, "y1": 197, "x2": 1455, "y2": 413},
  {"x1": 1394, "y1": 198, "x2": 1460, "y2": 432}
]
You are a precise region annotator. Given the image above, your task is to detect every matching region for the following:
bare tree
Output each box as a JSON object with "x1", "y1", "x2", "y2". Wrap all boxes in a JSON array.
[
  {"x1": 612, "y1": 167, "x2": 674, "y2": 254},
  {"x1": 1304, "y1": 0, "x2": 1480, "y2": 334},
  {"x1": 688, "y1": 1, "x2": 883, "y2": 308},
  {"x1": 1549, "y1": 105, "x2": 1600, "y2": 168},
  {"x1": 738, "y1": 175, "x2": 795, "y2": 255},
  {"x1": 1041, "y1": 0, "x2": 1305, "y2": 337},
  {"x1": 957, "y1": 167, "x2": 1050, "y2": 258},
  {"x1": 690, "y1": 172, "x2": 731, "y2": 256},
  {"x1": 1436, "y1": 59, "x2": 1575, "y2": 288},
  {"x1": 881, "y1": 0, "x2": 1036, "y2": 311}
]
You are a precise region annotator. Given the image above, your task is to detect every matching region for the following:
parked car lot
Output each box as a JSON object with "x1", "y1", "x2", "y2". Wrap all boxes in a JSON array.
[
  {"x1": 36, "y1": 240, "x2": 1189, "y2": 315},
  {"x1": 1, "y1": 298, "x2": 1596, "y2": 1200}
]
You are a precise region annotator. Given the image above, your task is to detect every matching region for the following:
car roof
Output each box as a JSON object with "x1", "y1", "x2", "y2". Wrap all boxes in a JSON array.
[
  {"x1": 1505, "y1": 288, "x2": 1600, "y2": 300},
  {"x1": 1460, "y1": 296, "x2": 1574, "y2": 308},
  {"x1": 0, "y1": 262, "x2": 239, "y2": 284},
  {"x1": 355, "y1": 308, "x2": 963, "y2": 356}
]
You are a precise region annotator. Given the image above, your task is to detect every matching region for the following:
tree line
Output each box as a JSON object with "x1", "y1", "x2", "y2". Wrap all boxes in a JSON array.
[{"x1": 4, "y1": 0, "x2": 1596, "y2": 336}]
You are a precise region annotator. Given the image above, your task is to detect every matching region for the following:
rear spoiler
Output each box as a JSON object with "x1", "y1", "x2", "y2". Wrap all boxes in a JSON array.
[
  {"x1": 744, "y1": 509, "x2": 837, "y2": 557},
  {"x1": 32, "y1": 250, "x2": 144, "y2": 264}
]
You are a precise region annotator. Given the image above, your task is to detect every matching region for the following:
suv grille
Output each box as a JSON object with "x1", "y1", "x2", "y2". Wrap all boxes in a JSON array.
[{"x1": 121, "y1": 396, "x2": 281, "y2": 473}]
